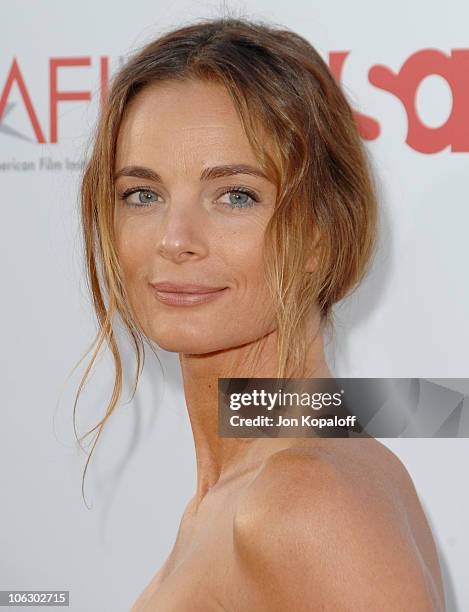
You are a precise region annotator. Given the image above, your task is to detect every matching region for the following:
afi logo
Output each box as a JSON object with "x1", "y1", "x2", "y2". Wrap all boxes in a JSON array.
[
  {"x1": 0, "y1": 57, "x2": 110, "y2": 143},
  {"x1": 1, "y1": 50, "x2": 468, "y2": 152}
]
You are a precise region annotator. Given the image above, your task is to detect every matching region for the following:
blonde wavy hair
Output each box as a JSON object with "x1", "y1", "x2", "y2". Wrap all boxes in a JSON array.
[{"x1": 74, "y1": 15, "x2": 378, "y2": 505}]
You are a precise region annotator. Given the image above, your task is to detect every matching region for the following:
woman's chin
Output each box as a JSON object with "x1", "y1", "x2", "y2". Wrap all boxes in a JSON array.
[{"x1": 149, "y1": 336, "x2": 228, "y2": 355}]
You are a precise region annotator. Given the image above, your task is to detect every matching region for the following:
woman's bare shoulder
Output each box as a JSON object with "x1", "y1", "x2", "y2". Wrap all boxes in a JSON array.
[
  {"x1": 232, "y1": 438, "x2": 445, "y2": 611},
  {"x1": 235, "y1": 438, "x2": 417, "y2": 524}
]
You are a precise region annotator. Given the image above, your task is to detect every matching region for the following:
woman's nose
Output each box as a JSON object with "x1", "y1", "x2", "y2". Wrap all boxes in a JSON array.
[{"x1": 155, "y1": 201, "x2": 209, "y2": 263}]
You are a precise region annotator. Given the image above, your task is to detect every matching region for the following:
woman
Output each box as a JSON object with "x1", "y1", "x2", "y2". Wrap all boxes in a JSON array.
[{"x1": 76, "y1": 16, "x2": 445, "y2": 611}]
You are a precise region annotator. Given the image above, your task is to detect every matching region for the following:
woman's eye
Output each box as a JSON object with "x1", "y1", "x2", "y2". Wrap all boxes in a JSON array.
[
  {"x1": 118, "y1": 187, "x2": 259, "y2": 210},
  {"x1": 218, "y1": 189, "x2": 257, "y2": 209},
  {"x1": 120, "y1": 189, "x2": 160, "y2": 208}
]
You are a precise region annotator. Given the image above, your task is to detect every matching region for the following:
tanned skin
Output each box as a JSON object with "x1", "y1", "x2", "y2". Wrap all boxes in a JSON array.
[{"x1": 112, "y1": 79, "x2": 445, "y2": 612}]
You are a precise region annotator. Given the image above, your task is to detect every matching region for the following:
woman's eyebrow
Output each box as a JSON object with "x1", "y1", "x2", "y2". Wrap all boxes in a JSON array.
[
  {"x1": 114, "y1": 163, "x2": 269, "y2": 182},
  {"x1": 200, "y1": 164, "x2": 268, "y2": 181}
]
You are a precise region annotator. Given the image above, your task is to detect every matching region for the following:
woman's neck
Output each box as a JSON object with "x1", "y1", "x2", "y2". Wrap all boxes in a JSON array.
[{"x1": 178, "y1": 315, "x2": 333, "y2": 507}]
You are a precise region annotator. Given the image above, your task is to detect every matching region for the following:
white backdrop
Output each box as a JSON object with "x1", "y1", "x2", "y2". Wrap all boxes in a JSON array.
[{"x1": 1, "y1": 1, "x2": 468, "y2": 610}]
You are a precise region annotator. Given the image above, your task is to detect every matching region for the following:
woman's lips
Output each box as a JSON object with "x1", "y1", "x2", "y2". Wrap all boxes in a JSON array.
[{"x1": 150, "y1": 287, "x2": 228, "y2": 306}]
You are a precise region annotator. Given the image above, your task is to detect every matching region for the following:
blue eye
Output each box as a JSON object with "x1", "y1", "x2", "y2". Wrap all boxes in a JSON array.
[
  {"x1": 119, "y1": 188, "x2": 159, "y2": 208},
  {"x1": 218, "y1": 188, "x2": 259, "y2": 209},
  {"x1": 117, "y1": 186, "x2": 260, "y2": 209}
]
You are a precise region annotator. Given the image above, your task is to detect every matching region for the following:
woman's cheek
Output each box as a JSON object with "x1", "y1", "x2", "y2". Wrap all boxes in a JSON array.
[{"x1": 116, "y1": 223, "x2": 149, "y2": 276}]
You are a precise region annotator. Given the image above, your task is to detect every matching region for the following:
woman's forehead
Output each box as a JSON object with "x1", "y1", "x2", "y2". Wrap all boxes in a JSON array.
[
  {"x1": 121, "y1": 80, "x2": 241, "y2": 133},
  {"x1": 115, "y1": 81, "x2": 264, "y2": 171}
]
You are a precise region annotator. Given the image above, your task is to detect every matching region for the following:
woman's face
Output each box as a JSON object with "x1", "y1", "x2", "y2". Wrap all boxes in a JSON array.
[{"x1": 114, "y1": 79, "x2": 278, "y2": 354}]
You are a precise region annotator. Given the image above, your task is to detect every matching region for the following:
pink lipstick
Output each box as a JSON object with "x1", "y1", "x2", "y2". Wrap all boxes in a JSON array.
[{"x1": 149, "y1": 282, "x2": 228, "y2": 306}]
